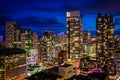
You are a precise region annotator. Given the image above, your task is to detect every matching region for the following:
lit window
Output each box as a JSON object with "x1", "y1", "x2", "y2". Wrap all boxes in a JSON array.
[
  {"x1": 70, "y1": 28, "x2": 73, "y2": 31},
  {"x1": 74, "y1": 31, "x2": 79, "y2": 33},
  {"x1": 74, "y1": 43, "x2": 79, "y2": 47},
  {"x1": 98, "y1": 18, "x2": 102, "y2": 21},
  {"x1": 74, "y1": 37, "x2": 79, "y2": 41}
]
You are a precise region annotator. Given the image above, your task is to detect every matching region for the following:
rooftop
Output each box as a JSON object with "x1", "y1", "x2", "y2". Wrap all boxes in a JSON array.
[
  {"x1": 0, "y1": 48, "x2": 26, "y2": 56},
  {"x1": 60, "y1": 63, "x2": 72, "y2": 67}
]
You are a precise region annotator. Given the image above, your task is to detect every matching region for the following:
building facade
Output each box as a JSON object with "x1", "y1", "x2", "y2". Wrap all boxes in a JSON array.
[
  {"x1": 115, "y1": 35, "x2": 120, "y2": 60},
  {"x1": 6, "y1": 21, "x2": 34, "y2": 50},
  {"x1": 0, "y1": 35, "x2": 5, "y2": 48},
  {"x1": 55, "y1": 33, "x2": 67, "y2": 58},
  {"x1": 39, "y1": 30, "x2": 56, "y2": 65},
  {"x1": 0, "y1": 48, "x2": 27, "y2": 80},
  {"x1": 66, "y1": 11, "x2": 82, "y2": 59},
  {"x1": 88, "y1": 37, "x2": 96, "y2": 59},
  {"x1": 82, "y1": 31, "x2": 91, "y2": 55},
  {"x1": 115, "y1": 35, "x2": 120, "y2": 74},
  {"x1": 5, "y1": 21, "x2": 39, "y2": 75},
  {"x1": 6, "y1": 21, "x2": 16, "y2": 48},
  {"x1": 96, "y1": 13, "x2": 115, "y2": 74},
  {"x1": 59, "y1": 64, "x2": 73, "y2": 79}
]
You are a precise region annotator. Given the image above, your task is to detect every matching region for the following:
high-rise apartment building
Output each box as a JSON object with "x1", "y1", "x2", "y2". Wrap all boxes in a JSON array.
[
  {"x1": 115, "y1": 35, "x2": 120, "y2": 59},
  {"x1": 96, "y1": 13, "x2": 115, "y2": 74},
  {"x1": 82, "y1": 31, "x2": 91, "y2": 54},
  {"x1": 88, "y1": 37, "x2": 96, "y2": 58},
  {"x1": 55, "y1": 33, "x2": 67, "y2": 58},
  {"x1": 33, "y1": 32, "x2": 38, "y2": 49},
  {"x1": 6, "y1": 21, "x2": 33, "y2": 50},
  {"x1": 40, "y1": 30, "x2": 56, "y2": 63},
  {"x1": 115, "y1": 35, "x2": 120, "y2": 74},
  {"x1": 6, "y1": 21, "x2": 16, "y2": 48},
  {"x1": 66, "y1": 11, "x2": 82, "y2": 59},
  {"x1": 5, "y1": 21, "x2": 39, "y2": 75},
  {"x1": 83, "y1": 31, "x2": 91, "y2": 44}
]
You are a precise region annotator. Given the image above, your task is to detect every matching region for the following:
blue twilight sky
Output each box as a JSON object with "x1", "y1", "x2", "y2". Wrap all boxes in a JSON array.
[{"x1": 0, "y1": 0, "x2": 120, "y2": 37}]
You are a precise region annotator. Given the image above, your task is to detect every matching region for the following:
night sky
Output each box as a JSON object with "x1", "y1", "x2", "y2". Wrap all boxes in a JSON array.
[{"x1": 0, "y1": 0, "x2": 120, "y2": 38}]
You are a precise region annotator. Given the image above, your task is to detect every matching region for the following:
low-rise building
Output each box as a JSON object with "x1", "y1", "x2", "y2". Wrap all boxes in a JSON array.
[
  {"x1": 0, "y1": 48, "x2": 27, "y2": 80},
  {"x1": 59, "y1": 64, "x2": 73, "y2": 79}
]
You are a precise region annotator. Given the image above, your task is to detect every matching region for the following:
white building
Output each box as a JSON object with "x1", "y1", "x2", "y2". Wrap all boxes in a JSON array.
[{"x1": 59, "y1": 64, "x2": 73, "y2": 79}]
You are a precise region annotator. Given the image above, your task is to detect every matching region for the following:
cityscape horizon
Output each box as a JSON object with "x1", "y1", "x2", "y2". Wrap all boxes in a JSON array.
[{"x1": 0, "y1": 0, "x2": 120, "y2": 80}]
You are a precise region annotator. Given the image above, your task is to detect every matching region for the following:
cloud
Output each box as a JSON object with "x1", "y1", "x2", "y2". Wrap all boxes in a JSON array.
[
  {"x1": 32, "y1": 7, "x2": 62, "y2": 13},
  {"x1": 17, "y1": 16, "x2": 64, "y2": 26},
  {"x1": 0, "y1": 26, "x2": 5, "y2": 36},
  {"x1": 0, "y1": 0, "x2": 120, "y2": 37},
  {"x1": 93, "y1": 0, "x2": 120, "y2": 11},
  {"x1": 62, "y1": 0, "x2": 120, "y2": 13}
]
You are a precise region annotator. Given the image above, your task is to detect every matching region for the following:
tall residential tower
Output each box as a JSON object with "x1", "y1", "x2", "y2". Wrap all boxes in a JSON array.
[
  {"x1": 6, "y1": 21, "x2": 16, "y2": 48},
  {"x1": 66, "y1": 11, "x2": 82, "y2": 59},
  {"x1": 96, "y1": 13, "x2": 115, "y2": 74}
]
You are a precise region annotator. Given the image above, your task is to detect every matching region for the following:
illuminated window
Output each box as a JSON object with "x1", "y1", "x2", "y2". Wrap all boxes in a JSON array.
[
  {"x1": 74, "y1": 43, "x2": 79, "y2": 47},
  {"x1": 67, "y1": 12, "x2": 70, "y2": 17},
  {"x1": 74, "y1": 31, "x2": 79, "y2": 33},
  {"x1": 70, "y1": 28, "x2": 73, "y2": 31},
  {"x1": 74, "y1": 26, "x2": 79, "y2": 28},
  {"x1": 67, "y1": 31, "x2": 69, "y2": 34},
  {"x1": 98, "y1": 18, "x2": 102, "y2": 21},
  {"x1": 72, "y1": 47, "x2": 75, "y2": 50},
  {"x1": 74, "y1": 37, "x2": 79, "y2": 41},
  {"x1": 66, "y1": 25, "x2": 69, "y2": 28}
]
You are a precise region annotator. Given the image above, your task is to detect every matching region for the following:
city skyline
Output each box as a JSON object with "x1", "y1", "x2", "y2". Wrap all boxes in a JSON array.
[
  {"x1": 0, "y1": 1, "x2": 120, "y2": 78},
  {"x1": 0, "y1": 0, "x2": 120, "y2": 38}
]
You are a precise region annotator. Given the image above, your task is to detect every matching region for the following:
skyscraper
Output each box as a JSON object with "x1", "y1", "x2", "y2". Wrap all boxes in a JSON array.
[
  {"x1": 96, "y1": 13, "x2": 115, "y2": 74},
  {"x1": 6, "y1": 21, "x2": 16, "y2": 48},
  {"x1": 66, "y1": 11, "x2": 82, "y2": 59},
  {"x1": 115, "y1": 35, "x2": 120, "y2": 59}
]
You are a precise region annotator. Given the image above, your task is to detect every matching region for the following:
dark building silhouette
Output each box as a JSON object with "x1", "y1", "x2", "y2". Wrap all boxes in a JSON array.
[{"x1": 96, "y1": 13, "x2": 115, "y2": 74}]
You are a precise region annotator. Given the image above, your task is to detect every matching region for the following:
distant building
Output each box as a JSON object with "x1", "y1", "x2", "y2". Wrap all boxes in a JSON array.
[
  {"x1": 40, "y1": 30, "x2": 56, "y2": 63},
  {"x1": 37, "y1": 37, "x2": 43, "y2": 64},
  {"x1": 5, "y1": 21, "x2": 39, "y2": 75},
  {"x1": 6, "y1": 21, "x2": 16, "y2": 48},
  {"x1": 58, "y1": 50, "x2": 67, "y2": 64},
  {"x1": 115, "y1": 35, "x2": 120, "y2": 59},
  {"x1": 82, "y1": 31, "x2": 91, "y2": 44},
  {"x1": 20, "y1": 29, "x2": 33, "y2": 50},
  {"x1": 114, "y1": 35, "x2": 120, "y2": 74},
  {"x1": 116, "y1": 64, "x2": 120, "y2": 74},
  {"x1": 88, "y1": 37, "x2": 96, "y2": 58},
  {"x1": 0, "y1": 35, "x2": 5, "y2": 48},
  {"x1": 55, "y1": 33, "x2": 66, "y2": 50},
  {"x1": 82, "y1": 31, "x2": 91, "y2": 54},
  {"x1": 0, "y1": 48, "x2": 27, "y2": 80},
  {"x1": 96, "y1": 13, "x2": 115, "y2": 74},
  {"x1": 0, "y1": 35, "x2": 3, "y2": 42},
  {"x1": 5, "y1": 21, "x2": 35, "y2": 50},
  {"x1": 27, "y1": 32, "x2": 38, "y2": 65},
  {"x1": 55, "y1": 33, "x2": 67, "y2": 58},
  {"x1": 33, "y1": 32, "x2": 38, "y2": 49},
  {"x1": 66, "y1": 11, "x2": 82, "y2": 59}
]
